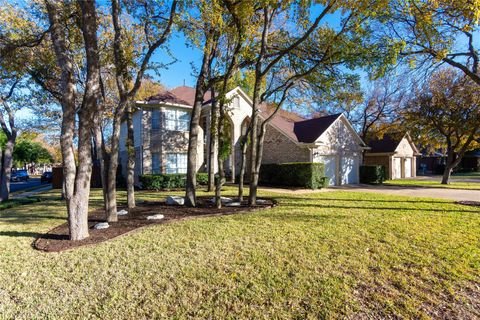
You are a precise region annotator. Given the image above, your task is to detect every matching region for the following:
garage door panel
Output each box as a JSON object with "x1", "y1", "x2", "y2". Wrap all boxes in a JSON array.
[
  {"x1": 341, "y1": 155, "x2": 359, "y2": 185},
  {"x1": 394, "y1": 157, "x2": 402, "y2": 179},
  {"x1": 315, "y1": 155, "x2": 336, "y2": 186},
  {"x1": 405, "y1": 158, "x2": 412, "y2": 178}
]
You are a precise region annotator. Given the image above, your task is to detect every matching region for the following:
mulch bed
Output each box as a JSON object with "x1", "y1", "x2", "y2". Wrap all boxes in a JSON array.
[
  {"x1": 34, "y1": 196, "x2": 276, "y2": 252},
  {"x1": 456, "y1": 201, "x2": 480, "y2": 207}
]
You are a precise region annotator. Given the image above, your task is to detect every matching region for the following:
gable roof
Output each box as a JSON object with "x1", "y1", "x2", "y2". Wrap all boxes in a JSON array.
[
  {"x1": 258, "y1": 103, "x2": 305, "y2": 142},
  {"x1": 293, "y1": 114, "x2": 342, "y2": 143},
  {"x1": 367, "y1": 133, "x2": 419, "y2": 154},
  {"x1": 367, "y1": 134, "x2": 401, "y2": 153},
  {"x1": 146, "y1": 86, "x2": 211, "y2": 107}
]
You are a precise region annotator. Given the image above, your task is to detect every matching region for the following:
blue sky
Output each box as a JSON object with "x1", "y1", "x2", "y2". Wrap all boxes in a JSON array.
[
  {"x1": 150, "y1": 5, "x2": 345, "y2": 89},
  {"x1": 150, "y1": 32, "x2": 200, "y2": 89}
]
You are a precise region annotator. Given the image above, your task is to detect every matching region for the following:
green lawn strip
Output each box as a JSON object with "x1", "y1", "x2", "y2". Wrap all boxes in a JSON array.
[
  {"x1": 0, "y1": 197, "x2": 41, "y2": 211},
  {"x1": 0, "y1": 188, "x2": 479, "y2": 318},
  {"x1": 383, "y1": 179, "x2": 480, "y2": 190},
  {"x1": 452, "y1": 172, "x2": 480, "y2": 179}
]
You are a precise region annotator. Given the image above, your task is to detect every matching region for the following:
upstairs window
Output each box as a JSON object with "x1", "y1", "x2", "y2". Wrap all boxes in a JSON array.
[
  {"x1": 151, "y1": 153, "x2": 161, "y2": 174},
  {"x1": 166, "y1": 153, "x2": 187, "y2": 174},
  {"x1": 151, "y1": 110, "x2": 160, "y2": 131},
  {"x1": 165, "y1": 109, "x2": 190, "y2": 131}
]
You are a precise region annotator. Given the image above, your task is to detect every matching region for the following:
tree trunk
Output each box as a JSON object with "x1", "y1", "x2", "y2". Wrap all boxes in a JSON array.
[
  {"x1": 105, "y1": 105, "x2": 125, "y2": 222},
  {"x1": 126, "y1": 102, "x2": 135, "y2": 210},
  {"x1": 248, "y1": 88, "x2": 261, "y2": 206},
  {"x1": 0, "y1": 136, "x2": 14, "y2": 202},
  {"x1": 238, "y1": 135, "x2": 248, "y2": 202},
  {"x1": 185, "y1": 39, "x2": 214, "y2": 207},
  {"x1": 0, "y1": 145, "x2": 3, "y2": 200},
  {"x1": 207, "y1": 91, "x2": 218, "y2": 192},
  {"x1": 69, "y1": 116, "x2": 94, "y2": 240},
  {"x1": 215, "y1": 103, "x2": 226, "y2": 209},
  {"x1": 93, "y1": 120, "x2": 108, "y2": 211},
  {"x1": 441, "y1": 165, "x2": 453, "y2": 184}
]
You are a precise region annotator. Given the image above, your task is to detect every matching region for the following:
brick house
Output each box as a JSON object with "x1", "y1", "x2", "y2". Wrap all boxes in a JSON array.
[
  {"x1": 364, "y1": 133, "x2": 420, "y2": 179},
  {"x1": 119, "y1": 86, "x2": 368, "y2": 186}
]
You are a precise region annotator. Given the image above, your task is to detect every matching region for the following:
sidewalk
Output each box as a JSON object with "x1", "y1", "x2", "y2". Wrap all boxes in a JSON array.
[{"x1": 11, "y1": 185, "x2": 52, "y2": 199}]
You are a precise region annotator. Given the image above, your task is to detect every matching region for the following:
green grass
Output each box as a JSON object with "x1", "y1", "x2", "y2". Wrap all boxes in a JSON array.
[
  {"x1": 383, "y1": 179, "x2": 480, "y2": 190},
  {"x1": 0, "y1": 197, "x2": 41, "y2": 211},
  {"x1": 452, "y1": 171, "x2": 480, "y2": 179},
  {"x1": 1, "y1": 187, "x2": 479, "y2": 319}
]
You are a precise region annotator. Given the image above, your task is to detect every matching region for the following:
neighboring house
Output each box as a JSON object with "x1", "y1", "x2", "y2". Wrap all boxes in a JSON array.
[
  {"x1": 364, "y1": 133, "x2": 420, "y2": 180},
  {"x1": 461, "y1": 149, "x2": 480, "y2": 172},
  {"x1": 417, "y1": 150, "x2": 446, "y2": 175},
  {"x1": 417, "y1": 149, "x2": 480, "y2": 174},
  {"x1": 119, "y1": 86, "x2": 368, "y2": 186}
]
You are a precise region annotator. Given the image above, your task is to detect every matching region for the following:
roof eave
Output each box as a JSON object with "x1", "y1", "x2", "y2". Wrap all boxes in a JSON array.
[{"x1": 135, "y1": 100, "x2": 192, "y2": 109}]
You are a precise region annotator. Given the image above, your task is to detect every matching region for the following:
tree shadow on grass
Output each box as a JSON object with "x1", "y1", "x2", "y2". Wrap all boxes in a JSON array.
[
  {"x1": 0, "y1": 230, "x2": 68, "y2": 240},
  {"x1": 276, "y1": 202, "x2": 480, "y2": 214},
  {"x1": 0, "y1": 213, "x2": 65, "y2": 224},
  {"x1": 273, "y1": 196, "x2": 453, "y2": 205},
  {"x1": 257, "y1": 212, "x2": 349, "y2": 224}
]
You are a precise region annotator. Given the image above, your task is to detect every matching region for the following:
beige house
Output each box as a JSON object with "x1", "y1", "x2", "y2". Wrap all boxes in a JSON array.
[
  {"x1": 119, "y1": 86, "x2": 368, "y2": 186},
  {"x1": 364, "y1": 133, "x2": 420, "y2": 180}
]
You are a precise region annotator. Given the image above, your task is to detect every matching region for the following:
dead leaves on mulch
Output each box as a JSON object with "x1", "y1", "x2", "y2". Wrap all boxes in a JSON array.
[{"x1": 34, "y1": 197, "x2": 275, "y2": 252}]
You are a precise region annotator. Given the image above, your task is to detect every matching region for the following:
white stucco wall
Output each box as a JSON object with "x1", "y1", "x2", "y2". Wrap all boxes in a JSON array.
[
  {"x1": 312, "y1": 116, "x2": 364, "y2": 185},
  {"x1": 203, "y1": 88, "x2": 252, "y2": 175},
  {"x1": 394, "y1": 137, "x2": 415, "y2": 157}
]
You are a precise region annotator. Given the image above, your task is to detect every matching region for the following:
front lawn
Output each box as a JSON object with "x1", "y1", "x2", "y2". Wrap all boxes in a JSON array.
[
  {"x1": 383, "y1": 178, "x2": 480, "y2": 190},
  {"x1": 452, "y1": 171, "x2": 480, "y2": 179},
  {"x1": 0, "y1": 188, "x2": 479, "y2": 318}
]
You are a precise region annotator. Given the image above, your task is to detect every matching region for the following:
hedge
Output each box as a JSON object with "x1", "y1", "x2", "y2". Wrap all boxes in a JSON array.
[
  {"x1": 140, "y1": 173, "x2": 208, "y2": 190},
  {"x1": 359, "y1": 165, "x2": 386, "y2": 184},
  {"x1": 260, "y1": 162, "x2": 326, "y2": 189}
]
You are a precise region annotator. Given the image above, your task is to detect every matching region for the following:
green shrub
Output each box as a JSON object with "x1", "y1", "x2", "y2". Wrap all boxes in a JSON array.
[
  {"x1": 260, "y1": 162, "x2": 326, "y2": 189},
  {"x1": 196, "y1": 173, "x2": 208, "y2": 185},
  {"x1": 140, "y1": 173, "x2": 208, "y2": 190},
  {"x1": 359, "y1": 165, "x2": 386, "y2": 184},
  {"x1": 320, "y1": 177, "x2": 330, "y2": 188}
]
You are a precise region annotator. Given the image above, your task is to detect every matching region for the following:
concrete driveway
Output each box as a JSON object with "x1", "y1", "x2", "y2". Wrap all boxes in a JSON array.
[{"x1": 332, "y1": 184, "x2": 479, "y2": 202}]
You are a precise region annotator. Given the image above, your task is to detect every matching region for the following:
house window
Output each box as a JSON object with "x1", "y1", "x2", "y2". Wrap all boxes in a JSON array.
[
  {"x1": 151, "y1": 110, "x2": 160, "y2": 131},
  {"x1": 166, "y1": 153, "x2": 187, "y2": 174},
  {"x1": 232, "y1": 96, "x2": 240, "y2": 109},
  {"x1": 152, "y1": 153, "x2": 161, "y2": 174},
  {"x1": 165, "y1": 109, "x2": 190, "y2": 131}
]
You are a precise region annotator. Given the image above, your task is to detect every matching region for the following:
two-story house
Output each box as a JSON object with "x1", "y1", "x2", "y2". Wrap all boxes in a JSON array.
[{"x1": 119, "y1": 86, "x2": 368, "y2": 186}]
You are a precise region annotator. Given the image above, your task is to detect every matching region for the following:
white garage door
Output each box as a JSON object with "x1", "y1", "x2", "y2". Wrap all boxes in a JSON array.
[
  {"x1": 394, "y1": 157, "x2": 402, "y2": 179},
  {"x1": 404, "y1": 158, "x2": 412, "y2": 178},
  {"x1": 315, "y1": 155, "x2": 337, "y2": 186},
  {"x1": 340, "y1": 155, "x2": 359, "y2": 185}
]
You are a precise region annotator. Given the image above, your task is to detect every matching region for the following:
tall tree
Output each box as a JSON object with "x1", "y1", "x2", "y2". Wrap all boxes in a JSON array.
[
  {"x1": 45, "y1": 0, "x2": 102, "y2": 240},
  {"x1": 0, "y1": 78, "x2": 19, "y2": 202},
  {"x1": 0, "y1": 1, "x2": 45, "y2": 202},
  {"x1": 404, "y1": 69, "x2": 480, "y2": 184},
  {"x1": 322, "y1": 77, "x2": 405, "y2": 141},
  {"x1": 102, "y1": 0, "x2": 177, "y2": 221},
  {"x1": 183, "y1": 0, "x2": 255, "y2": 207},
  {"x1": 380, "y1": 0, "x2": 480, "y2": 85},
  {"x1": 245, "y1": 0, "x2": 388, "y2": 205}
]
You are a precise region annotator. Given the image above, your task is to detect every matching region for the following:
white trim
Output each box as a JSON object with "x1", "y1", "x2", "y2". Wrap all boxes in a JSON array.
[{"x1": 136, "y1": 100, "x2": 192, "y2": 109}]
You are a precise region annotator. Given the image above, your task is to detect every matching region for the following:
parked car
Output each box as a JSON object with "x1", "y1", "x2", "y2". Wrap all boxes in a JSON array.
[
  {"x1": 41, "y1": 171, "x2": 53, "y2": 183},
  {"x1": 10, "y1": 170, "x2": 29, "y2": 182}
]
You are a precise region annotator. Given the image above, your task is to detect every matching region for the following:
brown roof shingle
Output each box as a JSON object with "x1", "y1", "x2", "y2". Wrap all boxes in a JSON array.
[
  {"x1": 367, "y1": 134, "x2": 401, "y2": 153},
  {"x1": 146, "y1": 86, "x2": 212, "y2": 106},
  {"x1": 293, "y1": 114, "x2": 342, "y2": 143}
]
